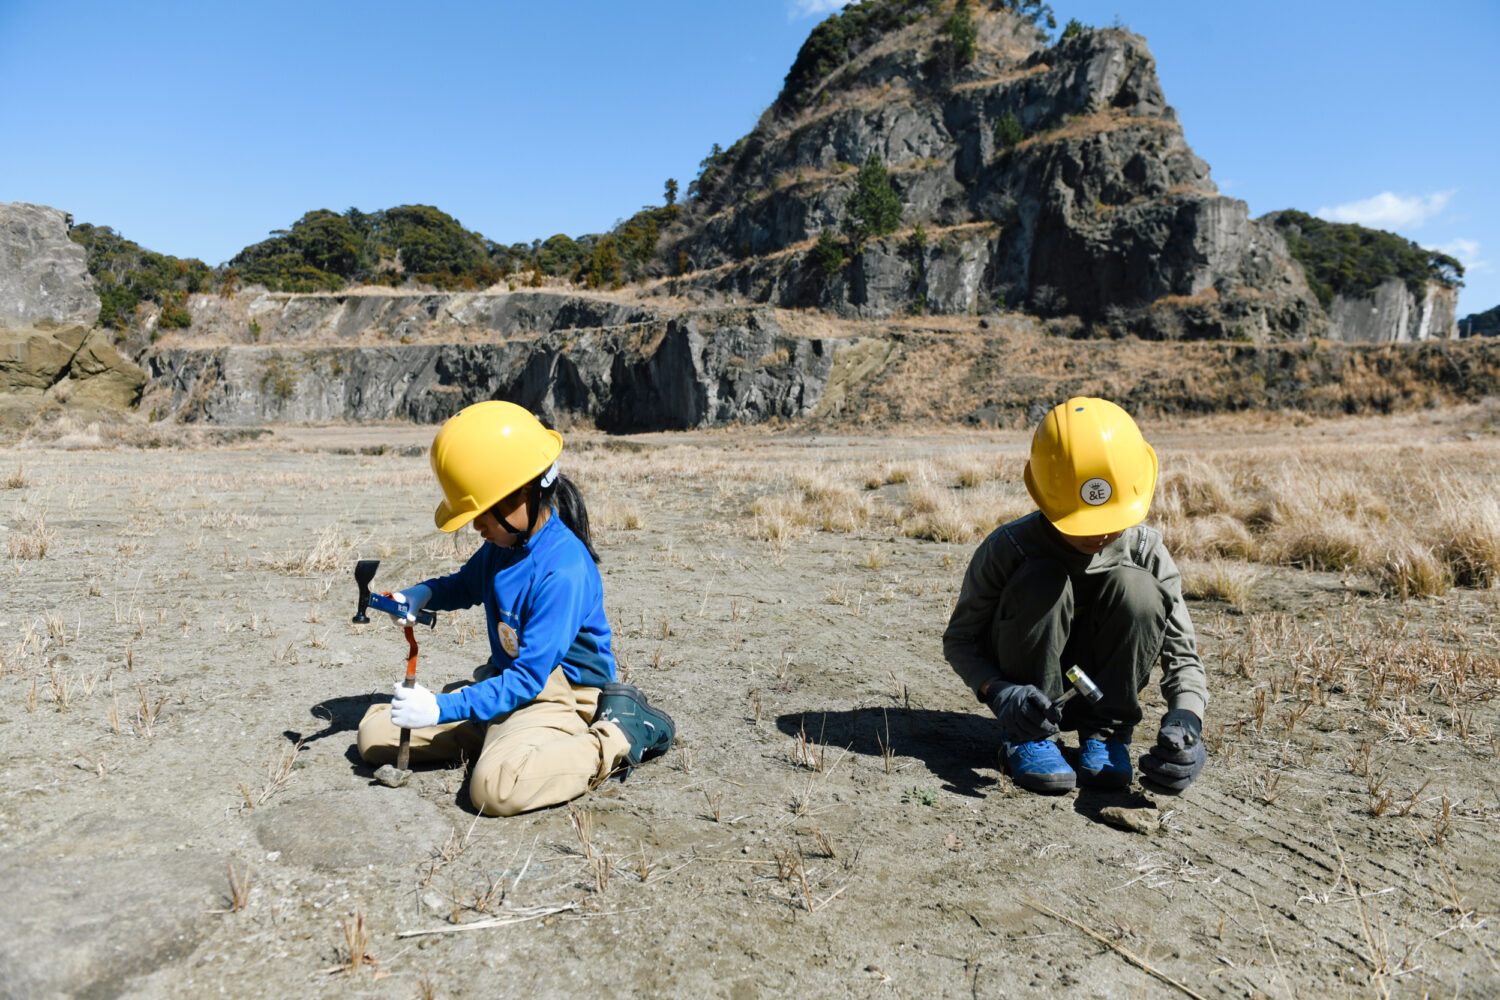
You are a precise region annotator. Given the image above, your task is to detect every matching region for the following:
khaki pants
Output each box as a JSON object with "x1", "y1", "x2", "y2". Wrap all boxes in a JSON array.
[{"x1": 357, "y1": 666, "x2": 631, "y2": 816}]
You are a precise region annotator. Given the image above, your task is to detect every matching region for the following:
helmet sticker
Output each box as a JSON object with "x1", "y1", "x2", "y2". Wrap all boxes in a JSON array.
[{"x1": 1080, "y1": 478, "x2": 1112, "y2": 506}]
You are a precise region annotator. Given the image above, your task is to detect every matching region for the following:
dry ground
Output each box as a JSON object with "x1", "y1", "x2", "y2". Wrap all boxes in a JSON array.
[{"x1": 2, "y1": 409, "x2": 1498, "y2": 999}]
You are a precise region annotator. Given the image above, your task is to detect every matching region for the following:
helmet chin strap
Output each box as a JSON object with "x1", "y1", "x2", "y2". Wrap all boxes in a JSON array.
[
  {"x1": 499, "y1": 479, "x2": 544, "y2": 543},
  {"x1": 496, "y1": 466, "x2": 558, "y2": 545}
]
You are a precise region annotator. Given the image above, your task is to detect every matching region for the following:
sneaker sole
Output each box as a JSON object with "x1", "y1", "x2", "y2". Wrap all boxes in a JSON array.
[{"x1": 997, "y1": 747, "x2": 1077, "y2": 794}]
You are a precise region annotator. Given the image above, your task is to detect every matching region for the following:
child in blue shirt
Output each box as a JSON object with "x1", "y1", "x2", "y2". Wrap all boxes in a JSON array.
[{"x1": 357, "y1": 401, "x2": 674, "y2": 816}]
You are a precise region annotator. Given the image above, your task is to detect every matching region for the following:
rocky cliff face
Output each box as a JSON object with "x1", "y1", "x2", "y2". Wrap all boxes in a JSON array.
[
  {"x1": 177, "y1": 289, "x2": 657, "y2": 347},
  {"x1": 145, "y1": 307, "x2": 838, "y2": 431},
  {"x1": 0, "y1": 202, "x2": 146, "y2": 422},
  {"x1": 657, "y1": 7, "x2": 1324, "y2": 341},
  {"x1": 1, "y1": 202, "x2": 99, "y2": 329},
  {"x1": 1328, "y1": 278, "x2": 1459, "y2": 343}
]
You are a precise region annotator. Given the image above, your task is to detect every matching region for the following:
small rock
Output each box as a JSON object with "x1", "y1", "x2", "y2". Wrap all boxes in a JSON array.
[{"x1": 1099, "y1": 805, "x2": 1162, "y2": 835}]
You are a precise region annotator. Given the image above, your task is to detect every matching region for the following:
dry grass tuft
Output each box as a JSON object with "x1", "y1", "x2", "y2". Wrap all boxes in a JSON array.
[
  {"x1": 1179, "y1": 559, "x2": 1259, "y2": 609},
  {"x1": 1431, "y1": 494, "x2": 1500, "y2": 589},
  {"x1": 8, "y1": 511, "x2": 56, "y2": 560},
  {"x1": 264, "y1": 524, "x2": 359, "y2": 575}
]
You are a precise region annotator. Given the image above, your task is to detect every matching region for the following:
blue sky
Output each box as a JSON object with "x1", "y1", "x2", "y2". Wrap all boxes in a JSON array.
[{"x1": 1, "y1": 0, "x2": 1494, "y2": 317}]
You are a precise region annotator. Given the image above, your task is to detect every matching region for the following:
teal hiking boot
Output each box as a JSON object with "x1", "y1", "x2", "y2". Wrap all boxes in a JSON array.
[
  {"x1": 1077, "y1": 739, "x2": 1133, "y2": 789},
  {"x1": 999, "y1": 738, "x2": 1076, "y2": 794},
  {"x1": 595, "y1": 683, "x2": 675, "y2": 766}
]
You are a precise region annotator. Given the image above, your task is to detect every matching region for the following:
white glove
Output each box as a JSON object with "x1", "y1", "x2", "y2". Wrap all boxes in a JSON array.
[
  {"x1": 390, "y1": 681, "x2": 439, "y2": 729},
  {"x1": 387, "y1": 584, "x2": 432, "y2": 626}
]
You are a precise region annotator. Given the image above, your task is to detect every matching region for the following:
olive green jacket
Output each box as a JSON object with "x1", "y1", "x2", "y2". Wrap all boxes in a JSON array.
[{"x1": 943, "y1": 511, "x2": 1208, "y2": 719}]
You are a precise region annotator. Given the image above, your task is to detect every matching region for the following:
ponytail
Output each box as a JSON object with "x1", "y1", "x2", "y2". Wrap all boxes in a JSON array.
[{"x1": 539, "y1": 473, "x2": 598, "y2": 563}]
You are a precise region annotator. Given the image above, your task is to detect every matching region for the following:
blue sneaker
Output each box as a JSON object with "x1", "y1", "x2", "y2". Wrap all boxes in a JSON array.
[
  {"x1": 999, "y1": 738, "x2": 1076, "y2": 794},
  {"x1": 1077, "y1": 739, "x2": 1132, "y2": 789}
]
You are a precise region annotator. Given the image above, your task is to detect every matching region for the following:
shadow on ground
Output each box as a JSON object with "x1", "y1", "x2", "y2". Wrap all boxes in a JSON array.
[{"x1": 775, "y1": 707, "x2": 1001, "y2": 797}]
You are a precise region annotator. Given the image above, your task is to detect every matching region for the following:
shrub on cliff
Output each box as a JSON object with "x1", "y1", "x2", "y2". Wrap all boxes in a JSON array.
[
  {"x1": 942, "y1": 0, "x2": 978, "y2": 65},
  {"x1": 844, "y1": 154, "x2": 903, "y2": 248},
  {"x1": 1268, "y1": 210, "x2": 1464, "y2": 308},
  {"x1": 813, "y1": 229, "x2": 847, "y2": 278},
  {"x1": 994, "y1": 110, "x2": 1025, "y2": 148},
  {"x1": 69, "y1": 223, "x2": 215, "y2": 330}
]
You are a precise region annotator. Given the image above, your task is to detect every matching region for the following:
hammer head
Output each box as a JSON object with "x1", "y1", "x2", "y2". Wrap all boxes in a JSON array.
[
  {"x1": 352, "y1": 559, "x2": 379, "y2": 623},
  {"x1": 1064, "y1": 665, "x2": 1103, "y2": 705}
]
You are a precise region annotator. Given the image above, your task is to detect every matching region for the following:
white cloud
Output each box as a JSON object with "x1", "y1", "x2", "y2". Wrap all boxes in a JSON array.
[
  {"x1": 788, "y1": 0, "x2": 854, "y2": 20},
  {"x1": 1315, "y1": 190, "x2": 1454, "y2": 229},
  {"x1": 1436, "y1": 238, "x2": 1492, "y2": 275}
]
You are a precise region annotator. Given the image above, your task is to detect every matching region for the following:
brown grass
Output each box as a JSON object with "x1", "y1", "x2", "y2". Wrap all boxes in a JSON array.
[{"x1": 8, "y1": 510, "x2": 56, "y2": 560}]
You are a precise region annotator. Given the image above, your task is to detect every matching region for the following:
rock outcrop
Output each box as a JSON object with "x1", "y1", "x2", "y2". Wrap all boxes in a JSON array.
[
  {"x1": 0, "y1": 202, "x2": 147, "y2": 423},
  {"x1": 1328, "y1": 278, "x2": 1459, "y2": 343},
  {"x1": 178, "y1": 288, "x2": 658, "y2": 346},
  {"x1": 146, "y1": 307, "x2": 838, "y2": 430},
  {"x1": 656, "y1": 8, "x2": 1325, "y2": 341},
  {"x1": 1, "y1": 202, "x2": 99, "y2": 329}
]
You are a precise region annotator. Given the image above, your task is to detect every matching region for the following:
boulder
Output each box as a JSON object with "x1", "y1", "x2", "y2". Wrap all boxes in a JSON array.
[
  {"x1": 0, "y1": 324, "x2": 146, "y2": 408},
  {"x1": 0, "y1": 202, "x2": 98, "y2": 328}
]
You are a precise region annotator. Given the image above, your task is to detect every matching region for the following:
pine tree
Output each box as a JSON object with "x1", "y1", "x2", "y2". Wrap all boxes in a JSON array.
[{"x1": 843, "y1": 154, "x2": 902, "y2": 249}]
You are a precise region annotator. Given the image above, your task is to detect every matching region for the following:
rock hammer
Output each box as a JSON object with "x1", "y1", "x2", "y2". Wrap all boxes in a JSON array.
[
  {"x1": 1054, "y1": 665, "x2": 1102, "y2": 707},
  {"x1": 353, "y1": 559, "x2": 436, "y2": 787}
]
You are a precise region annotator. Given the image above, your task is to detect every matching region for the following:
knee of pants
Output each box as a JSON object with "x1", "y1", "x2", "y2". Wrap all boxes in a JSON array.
[
  {"x1": 467, "y1": 757, "x2": 529, "y2": 817},
  {"x1": 997, "y1": 557, "x2": 1072, "y2": 621},
  {"x1": 356, "y1": 705, "x2": 395, "y2": 763},
  {"x1": 1097, "y1": 565, "x2": 1169, "y2": 625}
]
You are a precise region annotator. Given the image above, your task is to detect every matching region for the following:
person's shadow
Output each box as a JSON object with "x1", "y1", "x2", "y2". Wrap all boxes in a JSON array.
[
  {"x1": 774, "y1": 707, "x2": 1163, "y2": 826},
  {"x1": 774, "y1": 706, "x2": 1001, "y2": 798},
  {"x1": 285, "y1": 693, "x2": 379, "y2": 769}
]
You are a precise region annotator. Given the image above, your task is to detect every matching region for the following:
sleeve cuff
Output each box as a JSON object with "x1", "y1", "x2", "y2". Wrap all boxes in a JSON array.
[{"x1": 1168, "y1": 692, "x2": 1206, "y2": 719}]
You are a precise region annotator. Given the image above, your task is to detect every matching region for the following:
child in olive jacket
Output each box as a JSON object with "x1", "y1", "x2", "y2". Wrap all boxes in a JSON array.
[{"x1": 943, "y1": 397, "x2": 1207, "y2": 794}]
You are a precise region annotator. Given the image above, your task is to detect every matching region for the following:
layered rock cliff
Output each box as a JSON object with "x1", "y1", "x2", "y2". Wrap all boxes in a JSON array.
[
  {"x1": 655, "y1": 6, "x2": 1325, "y2": 341},
  {"x1": 0, "y1": 202, "x2": 146, "y2": 422},
  {"x1": 145, "y1": 306, "x2": 837, "y2": 431}
]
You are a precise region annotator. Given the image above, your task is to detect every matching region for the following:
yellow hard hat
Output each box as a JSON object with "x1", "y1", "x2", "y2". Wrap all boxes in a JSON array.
[
  {"x1": 1023, "y1": 397, "x2": 1157, "y2": 536},
  {"x1": 429, "y1": 401, "x2": 563, "y2": 533}
]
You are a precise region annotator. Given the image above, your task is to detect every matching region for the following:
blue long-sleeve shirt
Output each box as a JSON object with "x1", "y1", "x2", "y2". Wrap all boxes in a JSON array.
[{"x1": 421, "y1": 513, "x2": 615, "y2": 723}]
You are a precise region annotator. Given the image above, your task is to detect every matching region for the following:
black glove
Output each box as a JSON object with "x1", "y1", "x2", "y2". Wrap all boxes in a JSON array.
[
  {"x1": 1139, "y1": 708, "x2": 1205, "y2": 794},
  {"x1": 986, "y1": 682, "x2": 1062, "y2": 742}
]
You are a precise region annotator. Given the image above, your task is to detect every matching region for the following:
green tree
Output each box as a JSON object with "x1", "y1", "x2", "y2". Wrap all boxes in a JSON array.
[
  {"x1": 1268, "y1": 210, "x2": 1465, "y2": 308},
  {"x1": 664, "y1": 178, "x2": 678, "y2": 206},
  {"x1": 843, "y1": 153, "x2": 902, "y2": 247},
  {"x1": 69, "y1": 223, "x2": 214, "y2": 330},
  {"x1": 943, "y1": 0, "x2": 977, "y2": 65},
  {"x1": 995, "y1": 110, "x2": 1025, "y2": 149},
  {"x1": 813, "y1": 229, "x2": 846, "y2": 278},
  {"x1": 1060, "y1": 17, "x2": 1087, "y2": 39}
]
